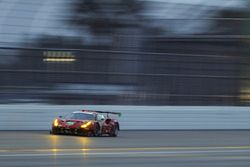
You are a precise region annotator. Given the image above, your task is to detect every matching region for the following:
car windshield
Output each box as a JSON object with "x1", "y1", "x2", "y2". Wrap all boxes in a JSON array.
[{"x1": 65, "y1": 113, "x2": 95, "y2": 120}]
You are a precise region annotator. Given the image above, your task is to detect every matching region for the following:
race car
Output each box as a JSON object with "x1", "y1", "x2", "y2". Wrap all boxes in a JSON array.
[{"x1": 50, "y1": 109, "x2": 121, "y2": 137}]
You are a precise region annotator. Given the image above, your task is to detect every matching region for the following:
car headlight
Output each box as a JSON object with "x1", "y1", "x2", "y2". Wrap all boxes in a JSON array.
[
  {"x1": 53, "y1": 119, "x2": 59, "y2": 127},
  {"x1": 81, "y1": 121, "x2": 92, "y2": 128}
]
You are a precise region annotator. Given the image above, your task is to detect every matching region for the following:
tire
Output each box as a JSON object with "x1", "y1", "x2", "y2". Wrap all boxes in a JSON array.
[
  {"x1": 93, "y1": 123, "x2": 101, "y2": 137},
  {"x1": 110, "y1": 125, "x2": 118, "y2": 137},
  {"x1": 50, "y1": 128, "x2": 57, "y2": 135}
]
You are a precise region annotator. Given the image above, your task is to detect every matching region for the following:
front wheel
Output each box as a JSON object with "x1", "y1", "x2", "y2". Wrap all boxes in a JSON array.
[
  {"x1": 50, "y1": 128, "x2": 57, "y2": 135},
  {"x1": 93, "y1": 124, "x2": 101, "y2": 137}
]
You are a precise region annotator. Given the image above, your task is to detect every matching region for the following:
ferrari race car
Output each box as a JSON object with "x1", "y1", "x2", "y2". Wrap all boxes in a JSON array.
[{"x1": 50, "y1": 110, "x2": 121, "y2": 137}]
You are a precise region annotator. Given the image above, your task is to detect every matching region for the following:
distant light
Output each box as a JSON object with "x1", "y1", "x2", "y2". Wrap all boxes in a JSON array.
[
  {"x1": 43, "y1": 51, "x2": 76, "y2": 63},
  {"x1": 43, "y1": 58, "x2": 76, "y2": 62}
]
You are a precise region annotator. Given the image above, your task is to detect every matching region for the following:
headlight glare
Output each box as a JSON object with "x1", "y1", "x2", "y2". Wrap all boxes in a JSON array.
[
  {"x1": 81, "y1": 121, "x2": 92, "y2": 128},
  {"x1": 54, "y1": 119, "x2": 59, "y2": 127}
]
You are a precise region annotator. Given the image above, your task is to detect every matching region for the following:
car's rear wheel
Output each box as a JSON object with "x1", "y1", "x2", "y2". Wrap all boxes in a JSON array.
[{"x1": 110, "y1": 125, "x2": 118, "y2": 137}]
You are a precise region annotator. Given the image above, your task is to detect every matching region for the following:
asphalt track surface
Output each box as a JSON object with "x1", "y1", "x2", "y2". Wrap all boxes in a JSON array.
[{"x1": 0, "y1": 131, "x2": 250, "y2": 167}]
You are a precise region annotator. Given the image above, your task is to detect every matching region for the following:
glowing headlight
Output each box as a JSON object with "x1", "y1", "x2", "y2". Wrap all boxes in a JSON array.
[
  {"x1": 81, "y1": 121, "x2": 92, "y2": 128},
  {"x1": 53, "y1": 119, "x2": 59, "y2": 127}
]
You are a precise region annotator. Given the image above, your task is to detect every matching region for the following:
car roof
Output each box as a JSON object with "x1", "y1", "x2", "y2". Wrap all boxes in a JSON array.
[{"x1": 72, "y1": 111, "x2": 96, "y2": 115}]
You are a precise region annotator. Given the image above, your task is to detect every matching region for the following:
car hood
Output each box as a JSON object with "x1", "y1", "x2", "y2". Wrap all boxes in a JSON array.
[{"x1": 63, "y1": 119, "x2": 92, "y2": 124}]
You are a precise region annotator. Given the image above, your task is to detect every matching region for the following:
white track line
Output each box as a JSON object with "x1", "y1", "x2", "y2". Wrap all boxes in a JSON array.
[{"x1": 0, "y1": 149, "x2": 250, "y2": 157}]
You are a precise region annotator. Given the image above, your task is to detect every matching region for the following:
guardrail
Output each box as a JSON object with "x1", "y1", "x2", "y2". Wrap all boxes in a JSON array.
[{"x1": 0, "y1": 104, "x2": 250, "y2": 130}]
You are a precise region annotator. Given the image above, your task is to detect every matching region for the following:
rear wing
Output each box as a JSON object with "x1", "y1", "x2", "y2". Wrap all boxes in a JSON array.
[{"x1": 82, "y1": 109, "x2": 122, "y2": 117}]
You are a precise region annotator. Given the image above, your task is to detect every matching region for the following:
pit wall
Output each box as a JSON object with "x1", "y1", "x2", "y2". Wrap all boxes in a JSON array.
[{"x1": 0, "y1": 104, "x2": 249, "y2": 130}]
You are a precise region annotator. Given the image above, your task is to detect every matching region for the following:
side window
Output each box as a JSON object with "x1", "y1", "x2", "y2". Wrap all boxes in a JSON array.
[{"x1": 97, "y1": 114, "x2": 105, "y2": 121}]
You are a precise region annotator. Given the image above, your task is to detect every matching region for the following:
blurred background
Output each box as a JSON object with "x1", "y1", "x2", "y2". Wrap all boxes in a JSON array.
[{"x1": 0, "y1": 0, "x2": 250, "y2": 106}]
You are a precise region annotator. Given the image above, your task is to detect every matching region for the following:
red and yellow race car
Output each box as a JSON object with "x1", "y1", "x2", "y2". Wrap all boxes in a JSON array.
[{"x1": 50, "y1": 110, "x2": 121, "y2": 137}]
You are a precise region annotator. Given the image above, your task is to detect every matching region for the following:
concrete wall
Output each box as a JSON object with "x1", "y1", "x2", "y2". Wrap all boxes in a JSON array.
[{"x1": 0, "y1": 104, "x2": 250, "y2": 130}]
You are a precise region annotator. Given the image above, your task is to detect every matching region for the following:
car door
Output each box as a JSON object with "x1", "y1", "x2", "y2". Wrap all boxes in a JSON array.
[{"x1": 96, "y1": 114, "x2": 105, "y2": 130}]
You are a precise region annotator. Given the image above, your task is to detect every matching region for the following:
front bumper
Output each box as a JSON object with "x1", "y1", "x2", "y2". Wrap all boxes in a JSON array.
[{"x1": 51, "y1": 127, "x2": 91, "y2": 135}]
